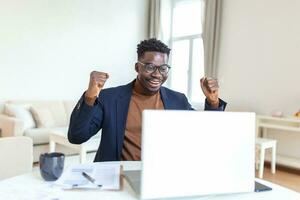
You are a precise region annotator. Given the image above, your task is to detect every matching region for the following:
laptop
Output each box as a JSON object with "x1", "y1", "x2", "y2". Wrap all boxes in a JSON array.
[{"x1": 124, "y1": 110, "x2": 256, "y2": 199}]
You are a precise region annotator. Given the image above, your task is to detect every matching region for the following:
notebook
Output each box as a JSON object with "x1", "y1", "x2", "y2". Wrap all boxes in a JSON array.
[
  {"x1": 124, "y1": 110, "x2": 256, "y2": 199},
  {"x1": 56, "y1": 162, "x2": 121, "y2": 190}
]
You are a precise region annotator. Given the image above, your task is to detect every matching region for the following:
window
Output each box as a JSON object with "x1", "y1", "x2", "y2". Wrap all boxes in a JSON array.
[{"x1": 168, "y1": 0, "x2": 205, "y2": 105}]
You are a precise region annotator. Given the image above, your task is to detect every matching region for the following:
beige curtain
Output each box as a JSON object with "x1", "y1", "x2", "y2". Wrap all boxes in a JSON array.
[
  {"x1": 202, "y1": 0, "x2": 222, "y2": 78},
  {"x1": 148, "y1": 0, "x2": 172, "y2": 46},
  {"x1": 149, "y1": 0, "x2": 161, "y2": 38}
]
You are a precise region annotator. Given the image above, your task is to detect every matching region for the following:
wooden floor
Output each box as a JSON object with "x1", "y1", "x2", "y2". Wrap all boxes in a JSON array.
[{"x1": 256, "y1": 165, "x2": 300, "y2": 192}]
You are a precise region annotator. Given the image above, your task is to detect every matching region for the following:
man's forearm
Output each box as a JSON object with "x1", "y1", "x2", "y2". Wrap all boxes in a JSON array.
[{"x1": 68, "y1": 96, "x2": 102, "y2": 144}]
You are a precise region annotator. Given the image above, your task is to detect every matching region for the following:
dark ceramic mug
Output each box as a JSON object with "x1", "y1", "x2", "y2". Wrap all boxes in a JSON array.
[{"x1": 39, "y1": 152, "x2": 65, "y2": 181}]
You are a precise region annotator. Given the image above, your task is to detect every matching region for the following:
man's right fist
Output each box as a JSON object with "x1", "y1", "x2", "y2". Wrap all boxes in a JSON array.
[{"x1": 85, "y1": 71, "x2": 109, "y2": 98}]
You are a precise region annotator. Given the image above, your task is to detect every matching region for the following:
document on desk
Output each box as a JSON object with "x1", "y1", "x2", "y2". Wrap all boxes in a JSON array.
[{"x1": 55, "y1": 162, "x2": 121, "y2": 190}]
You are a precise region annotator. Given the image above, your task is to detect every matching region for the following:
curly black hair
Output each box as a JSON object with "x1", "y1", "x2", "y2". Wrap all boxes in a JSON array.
[{"x1": 137, "y1": 38, "x2": 171, "y2": 59}]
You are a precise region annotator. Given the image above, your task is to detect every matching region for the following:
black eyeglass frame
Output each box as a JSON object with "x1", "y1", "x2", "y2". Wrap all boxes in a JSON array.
[{"x1": 138, "y1": 61, "x2": 171, "y2": 75}]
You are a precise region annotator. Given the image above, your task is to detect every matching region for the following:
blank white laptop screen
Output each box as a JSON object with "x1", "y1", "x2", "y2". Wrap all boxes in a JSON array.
[{"x1": 138, "y1": 110, "x2": 255, "y2": 199}]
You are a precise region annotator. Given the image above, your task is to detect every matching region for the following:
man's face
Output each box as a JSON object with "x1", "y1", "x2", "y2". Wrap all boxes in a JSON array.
[{"x1": 135, "y1": 51, "x2": 169, "y2": 95}]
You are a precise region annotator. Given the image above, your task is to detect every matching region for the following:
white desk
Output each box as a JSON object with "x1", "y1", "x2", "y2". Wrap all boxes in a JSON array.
[
  {"x1": 0, "y1": 161, "x2": 299, "y2": 200},
  {"x1": 256, "y1": 115, "x2": 300, "y2": 137},
  {"x1": 256, "y1": 115, "x2": 300, "y2": 168}
]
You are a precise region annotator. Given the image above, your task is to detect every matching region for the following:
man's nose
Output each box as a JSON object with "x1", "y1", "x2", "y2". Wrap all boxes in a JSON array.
[{"x1": 151, "y1": 67, "x2": 162, "y2": 77}]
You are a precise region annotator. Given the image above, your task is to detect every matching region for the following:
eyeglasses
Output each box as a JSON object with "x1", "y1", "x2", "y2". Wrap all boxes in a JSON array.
[{"x1": 138, "y1": 61, "x2": 171, "y2": 75}]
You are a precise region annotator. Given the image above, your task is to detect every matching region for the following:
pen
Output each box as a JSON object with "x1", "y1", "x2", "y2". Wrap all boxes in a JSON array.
[{"x1": 82, "y1": 172, "x2": 102, "y2": 187}]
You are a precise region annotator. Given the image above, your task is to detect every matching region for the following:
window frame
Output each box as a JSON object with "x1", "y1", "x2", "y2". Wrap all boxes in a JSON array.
[{"x1": 168, "y1": 0, "x2": 204, "y2": 105}]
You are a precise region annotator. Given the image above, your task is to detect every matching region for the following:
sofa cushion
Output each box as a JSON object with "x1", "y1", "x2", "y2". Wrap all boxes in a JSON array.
[
  {"x1": 46, "y1": 102, "x2": 68, "y2": 127},
  {"x1": 4, "y1": 104, "x2": 36, "y2": 130},
  {"x1": 64, "y1": 101, "x2": 76, "y2": 124},
  {"x1": 30, "y1": 102, "x2": 67, "y2": 127},
  {"x1": 6, "y1": 101, "x2": 68, "y2": 127},
  {"x1": 24, "y1": 127, "x2": 67, "y2": 145},
  {"x1": 30, "y1": 107, "x2": 56, "y2": 128}
]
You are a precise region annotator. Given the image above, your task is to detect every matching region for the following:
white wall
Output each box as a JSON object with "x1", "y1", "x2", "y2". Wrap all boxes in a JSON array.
[
  {"x1": 217, "y1": 0, "x2": 300, "y2": 165},
  {"x1": 218, "y1": 0, "x2": 300, "y2": 116},
  {"x1": 0, "y1": 0, "x2": 149, "y2": 100}
]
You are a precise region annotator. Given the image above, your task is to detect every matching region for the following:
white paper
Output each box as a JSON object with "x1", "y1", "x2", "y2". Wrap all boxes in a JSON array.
[{"x1": 55, "y1": 163, "x2": 121, "y2": 190}]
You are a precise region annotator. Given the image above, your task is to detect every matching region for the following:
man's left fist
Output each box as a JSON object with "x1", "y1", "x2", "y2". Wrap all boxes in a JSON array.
[{"x1": 200, "y1": 77, "x2": 219, "y2": 107}]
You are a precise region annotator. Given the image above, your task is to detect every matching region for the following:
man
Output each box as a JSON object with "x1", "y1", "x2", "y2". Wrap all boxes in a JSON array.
[{"x1": 68, "y1": 38, "x2": 226, "y2": 162}]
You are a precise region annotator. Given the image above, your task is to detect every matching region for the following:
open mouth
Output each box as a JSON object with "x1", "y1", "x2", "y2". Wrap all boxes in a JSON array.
[{"x1": 147, "y1": 79, "x2": 162, "y2": 88}]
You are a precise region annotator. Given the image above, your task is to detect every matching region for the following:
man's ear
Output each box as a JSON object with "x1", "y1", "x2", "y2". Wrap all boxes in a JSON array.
[{"x1": 135, "y1": 63, "x2": 139, "y2": 73}]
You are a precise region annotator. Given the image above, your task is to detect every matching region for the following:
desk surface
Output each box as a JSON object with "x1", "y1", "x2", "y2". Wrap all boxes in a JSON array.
[
  {"x1": 0, "y1": 161, "x2": 299, "y2": 200},
  {"x1": 257, "y1": 115, "x2": 300, "y2": 122}
]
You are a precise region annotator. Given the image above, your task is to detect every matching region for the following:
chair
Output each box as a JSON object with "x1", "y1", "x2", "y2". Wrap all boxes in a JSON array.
[
  {"x1": 255, "y1": 138, "x2": 277, "y2": 178},
  {"x1": 0, "y1": 136, "x2": 33, "y2": 180}
]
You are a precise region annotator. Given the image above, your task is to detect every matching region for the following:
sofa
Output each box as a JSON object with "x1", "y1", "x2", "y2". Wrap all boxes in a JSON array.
[{"x1": 0, "y1": 100, "x2": 100, "y2": 162}]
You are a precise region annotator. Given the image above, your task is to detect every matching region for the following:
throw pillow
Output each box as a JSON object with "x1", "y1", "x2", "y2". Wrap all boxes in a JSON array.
[
  {"x1": 30, "y1": 107, "x2": 55, "y2": 128},
  {"x1": 4, "y1": 104, "x2": 36, "y2": 129}
]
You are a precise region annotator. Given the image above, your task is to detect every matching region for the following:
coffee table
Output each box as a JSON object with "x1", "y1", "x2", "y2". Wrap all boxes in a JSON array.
[{"x1": 49, "y1": 130, "x2": 100, "y2": 163}]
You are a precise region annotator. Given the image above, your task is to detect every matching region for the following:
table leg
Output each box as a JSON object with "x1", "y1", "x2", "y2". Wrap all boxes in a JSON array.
[
  {"x1": 79, "y1": 147, "x2": 87, "y2": 164},
  {"x1": 271, "y1": 143, "x2": 276, "y2": 174},
  {"x1": 255, "y1": 147, "x2": 259, "y2": 170},
  {"x1": 49, "y1": 140, "x2": 56, "y2": 152},
  {"x1": 259, "y1": 147, "x2": 265, "y2": 178}
]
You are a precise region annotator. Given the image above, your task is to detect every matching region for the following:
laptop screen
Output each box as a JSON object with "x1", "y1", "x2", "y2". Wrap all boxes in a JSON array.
[{"x1": 140, "y1": 110, "x2": 255, "y2": 199}]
